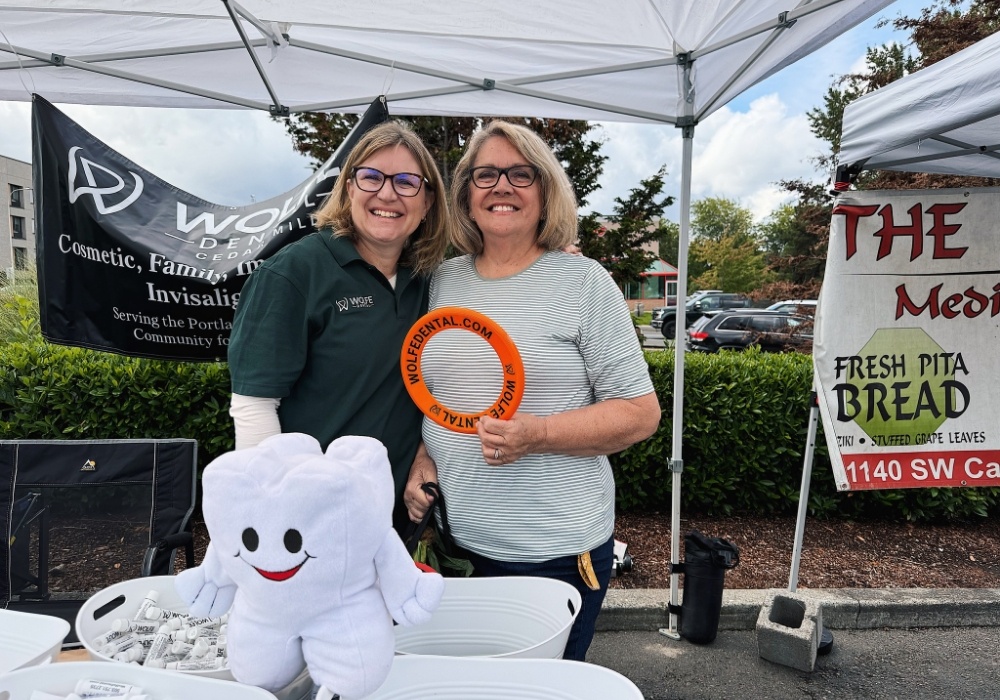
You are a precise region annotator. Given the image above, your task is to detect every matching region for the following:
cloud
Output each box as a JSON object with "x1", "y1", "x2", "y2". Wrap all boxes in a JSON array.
[
  {"x1": 58, "y1": 105, "x2": 314, "y2": 206},
  {"x1": 0, "y1": 101, "x2": 31, "y2": 163},
  {"x1": 590, "y1": 93, "x2": 825, "y2": 222},
  {"x1": 692, "y1": 94, "x2": 826, "y2": 220},
  {"x1": 586, "y1": 122, "x2": 681, "y2": 215},
  {"x1": 0, "y1": 101, "x2": 314, "y2": 206}
]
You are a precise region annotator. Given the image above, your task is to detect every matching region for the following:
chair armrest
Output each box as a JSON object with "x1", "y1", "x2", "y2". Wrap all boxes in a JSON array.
[{"x1": 141, "y1": 531, "x2": 195, "y2": 577}]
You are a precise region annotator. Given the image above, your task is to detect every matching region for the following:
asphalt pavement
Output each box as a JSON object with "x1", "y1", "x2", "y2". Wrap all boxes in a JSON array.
[
  {"x1": 589, "y1": 627, "x2": 1000, "y2": 700},
  {"x1": 588, "y1": 588, "x2": 1000, "y2": 699}
]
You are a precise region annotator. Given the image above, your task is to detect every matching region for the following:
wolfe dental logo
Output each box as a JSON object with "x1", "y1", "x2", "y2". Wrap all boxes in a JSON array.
[
  {"x1": 67, "y1": 146, "x2": 144, "y2": 215},
  {"x1": 335, "y1": 296, "x2": 375, "y2": 312},
  {"x1": 80, "y1": 459, "x2": 97, "y2": 472}
]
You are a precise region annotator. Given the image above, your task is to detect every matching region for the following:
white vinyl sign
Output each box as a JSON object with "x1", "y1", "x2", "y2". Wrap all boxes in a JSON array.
[{"x1": 816, "y1": 188, "x2": 1000, "y2": 491}]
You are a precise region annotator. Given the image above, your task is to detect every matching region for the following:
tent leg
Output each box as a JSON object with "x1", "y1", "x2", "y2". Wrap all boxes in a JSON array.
[
  {"x1": 788, "y1": 390, "x2": 819, "y2": 592},
  {"x1": 658, "y1": 122, "x2": 694, "y2": 642}
]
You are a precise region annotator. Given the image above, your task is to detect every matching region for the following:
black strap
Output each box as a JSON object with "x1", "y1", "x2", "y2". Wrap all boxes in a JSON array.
[
  {"x1": 402, "y1": 482, "x2": 441, "y2": 556},
  {"x1": 427, "y1": 481, "x2": 458, "y2": 549}
]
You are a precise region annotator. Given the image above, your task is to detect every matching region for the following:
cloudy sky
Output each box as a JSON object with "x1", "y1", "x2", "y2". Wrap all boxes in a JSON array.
[{"x1": 0, "y1": 0, "x2": 925, "y2": 223}]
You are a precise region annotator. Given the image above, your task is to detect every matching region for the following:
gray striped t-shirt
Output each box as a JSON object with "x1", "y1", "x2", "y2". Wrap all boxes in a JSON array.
[{"x1": 421, "y1": 251, "x2": 655, "y2": 561}]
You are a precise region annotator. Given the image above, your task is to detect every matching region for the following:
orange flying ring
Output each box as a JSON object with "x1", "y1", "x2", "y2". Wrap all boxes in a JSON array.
[{"x1": 401, "y1": 306, "x2": 524, "y2": 434}]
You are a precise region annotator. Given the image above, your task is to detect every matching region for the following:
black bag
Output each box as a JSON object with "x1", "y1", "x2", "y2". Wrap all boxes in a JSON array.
[
  {"x1": 402, "y1": 482, "x2": 473, "y2": 577},
  {"x1": 669, "y1": 530, "x2": 740, "y2": 644}
]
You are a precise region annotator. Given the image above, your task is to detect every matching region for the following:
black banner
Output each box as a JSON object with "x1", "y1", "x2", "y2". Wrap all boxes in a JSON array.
[{"x1": 31, "y1": 95, "x2": 388, "y2": 361}]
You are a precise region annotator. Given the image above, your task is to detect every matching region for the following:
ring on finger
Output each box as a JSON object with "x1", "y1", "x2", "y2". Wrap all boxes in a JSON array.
[{"x1": 494, "y1": 448, "x2": 501, "y2": 460}]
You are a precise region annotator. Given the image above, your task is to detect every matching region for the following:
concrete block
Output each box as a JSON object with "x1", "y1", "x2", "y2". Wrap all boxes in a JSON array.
[{"x1": 756, "y1": 592, "x2": 823, "y2": 672}]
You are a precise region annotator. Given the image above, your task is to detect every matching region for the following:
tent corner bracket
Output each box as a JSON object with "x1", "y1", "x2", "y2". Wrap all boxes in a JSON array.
[
  {"x1": 777, "y1": 12, "x2": 797, "y2": 29},
  {"x1": 269, "y1": 104, "x2": 290, "y2": 117},
  {"x1": 50, "y1": 54, "x2": 65, "y2": 66},
  {"x1": 482, "y1": 78, "x2": 496, "y2": 90},
  {"x1": 675, "y1": 117, "x2": 695, "y2": 139}
]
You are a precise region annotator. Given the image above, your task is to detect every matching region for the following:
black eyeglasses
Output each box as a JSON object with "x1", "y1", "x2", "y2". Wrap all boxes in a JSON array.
[
  {"x1": 351, "y1": 167, "x2": 428, "y2": 197},
  {"x1": 469, "y1": 164, "x2": 539, "y2": 189}
]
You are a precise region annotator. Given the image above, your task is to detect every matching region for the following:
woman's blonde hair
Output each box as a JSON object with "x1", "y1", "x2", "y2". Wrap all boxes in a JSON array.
[
  {"x1": 313, "y1": 120, "x2": 449, "y2": 275},
  {"x1": 450, "y1": 121, "x2": 578, "y2": 255}
]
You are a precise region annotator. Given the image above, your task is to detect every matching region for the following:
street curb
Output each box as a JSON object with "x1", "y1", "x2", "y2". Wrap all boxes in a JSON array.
[{"x1": 598, "y1": 588, "x2": 1000, "y2": 631}]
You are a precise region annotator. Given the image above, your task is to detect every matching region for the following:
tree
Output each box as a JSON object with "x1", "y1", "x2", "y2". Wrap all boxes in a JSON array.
[
  {"x1": 808, "y1": 0, "x2": 1000, "y2": 188},
  {"x1": 690, "y1": 197, "x2": 756, "y2": 243},
  {"x1": 275, "y1": 114, "x2": 607, "y2": 207},
  {"x1": 578, "y1": 168, "x2": 674, "y2": 289},
  {"x1": 759, "y1": 0, "x2": 1000, "y2": 302},
  {"x1": 755, "y1": 179, "x2": 833, "y2": 300},
  {"x1": 521, "y1": 118, "x2": 606, "y2": 208},
  {"x1": 654, "y1": 219, "x2": 680, "y2": 268},
  {"x1": 689, "y1": 236, "x2": 773, "y2": 293},
  {"x1": 683, "y1": 197, "x2": 758, "y2": 287}
]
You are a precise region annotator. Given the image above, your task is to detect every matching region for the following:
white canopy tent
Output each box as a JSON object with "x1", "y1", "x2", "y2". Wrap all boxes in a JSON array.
[
  {"x1": 0, "y1": 0, "x2": 894, "y2": 635},
  {"x1": 839, "y1": 28, "x2": 1000, "y2": 178}
]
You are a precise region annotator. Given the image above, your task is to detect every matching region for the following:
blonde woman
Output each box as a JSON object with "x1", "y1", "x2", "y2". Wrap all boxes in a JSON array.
[{"x1": 404, "y1": 121, "x2": 660, "y2": 660}]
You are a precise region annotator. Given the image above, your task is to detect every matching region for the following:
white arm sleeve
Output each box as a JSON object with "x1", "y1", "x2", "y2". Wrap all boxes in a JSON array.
[{"x1": 229, "y1": 393, "x2": 282, "y2": 450}]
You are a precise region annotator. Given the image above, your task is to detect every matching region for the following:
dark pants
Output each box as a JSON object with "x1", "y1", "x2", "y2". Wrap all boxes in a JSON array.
[{"x1": 465, "y1": 535, "x2": 614, "y2": 661}]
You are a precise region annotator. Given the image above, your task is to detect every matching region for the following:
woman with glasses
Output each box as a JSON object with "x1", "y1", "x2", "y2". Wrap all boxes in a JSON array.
[
  {"x1": 403, "y1": 121, "x2": 660, "y2": 660},
  {"x1": 227, "y1": 121, "x2": 449, "y2": 532}
]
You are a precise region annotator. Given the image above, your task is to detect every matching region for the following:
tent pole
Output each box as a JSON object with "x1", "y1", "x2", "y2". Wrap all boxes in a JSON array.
[
  {"x1": 660, "y1": 118, "x2": 694, "y2": 640},
  {"x1": 788, "y1": 388, "x2": 820, "y2": 591}
]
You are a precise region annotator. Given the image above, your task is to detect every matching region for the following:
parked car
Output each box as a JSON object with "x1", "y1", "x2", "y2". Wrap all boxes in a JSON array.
[
  {"x1": 685, "y1": 310, "x2": 813, "y2": 353},
  {"x1": 766, "y1": 299, "x2": 817, "y2": 315},
  {"x1": 650, "y1": 290, "x2": 724, "y2": 328},
  {"x1": 658, "y1": 292, "x2": 751, "y2": 338},
  {"x1": 649, "y1": 305, "x2": 671, "y2": 329}
]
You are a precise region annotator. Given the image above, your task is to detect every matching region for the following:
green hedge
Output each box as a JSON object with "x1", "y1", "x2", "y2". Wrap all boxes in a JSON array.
[
  {"x1": 611, "y1": 349, "x2": 1000, "y2": 521},
  {"x1": 1, "y1": 335, "x2": 996, "y2": 521},
  {"x1": 0, "y1": 340, "x2": 233, "y2": 469}
]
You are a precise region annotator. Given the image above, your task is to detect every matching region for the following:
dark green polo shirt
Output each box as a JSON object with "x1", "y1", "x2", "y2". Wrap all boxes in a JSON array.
[{"x1": 228, "y1": 232, "x2": 429, "y2": 507}]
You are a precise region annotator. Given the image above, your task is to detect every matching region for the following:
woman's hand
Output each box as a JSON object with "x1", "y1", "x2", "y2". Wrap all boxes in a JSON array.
[
  {"x1": 478, "y1": 413, "x2": 546, "y2": 466},
  {"x1": 479, "y1": 393, "x2": 661, "y2": 462},
  {"x1": 403, "y1": 443, "x2": 438, "y2": 522}
]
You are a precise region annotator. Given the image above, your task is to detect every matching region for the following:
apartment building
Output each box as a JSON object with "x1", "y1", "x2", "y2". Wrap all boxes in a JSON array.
[{"x1": 0, "y1": 154, "x2": 34, "y2": 283}]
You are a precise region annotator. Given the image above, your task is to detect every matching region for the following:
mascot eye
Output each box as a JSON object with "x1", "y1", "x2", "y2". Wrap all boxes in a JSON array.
[
  {"x1": 242, "y1": 527, "x2": 259, "y2": 552},
  {"x1": 284, "y1": 528, "x2": 303, "y2": 553}
]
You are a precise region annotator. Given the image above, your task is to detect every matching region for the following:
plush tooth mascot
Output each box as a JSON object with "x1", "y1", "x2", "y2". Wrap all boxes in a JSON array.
[{"x1": 175, "y1": 433, "x2": 444, "y2": 699}]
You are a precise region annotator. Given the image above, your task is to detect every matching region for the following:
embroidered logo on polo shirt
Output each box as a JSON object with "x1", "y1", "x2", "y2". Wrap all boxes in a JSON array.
[{"x1": 335, "y1": 295, "x2": 376, "y2": 312}]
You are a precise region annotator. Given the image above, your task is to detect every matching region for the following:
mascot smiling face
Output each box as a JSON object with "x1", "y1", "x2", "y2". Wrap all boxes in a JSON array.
[
  {"x1": 202, "y1": 433, "x2": 391, "y2": 607},
  {"x1": 176, "y1": 433, "x2": 443, "y2": 699}
]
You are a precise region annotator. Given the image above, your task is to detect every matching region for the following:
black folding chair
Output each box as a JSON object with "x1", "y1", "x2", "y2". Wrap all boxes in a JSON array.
[{"x1": 0, "y1": 439, "x2": 197, "y2": 645}]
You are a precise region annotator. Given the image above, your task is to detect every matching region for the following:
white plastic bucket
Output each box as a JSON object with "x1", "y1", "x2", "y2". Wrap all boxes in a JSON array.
[
  {"x1": 0, "y1": 609, "x2": 70, "y2": 672},
  {"x1": 339, "y1": 656, "x2": 644, "y2": 700},
  {"x1": 0, "y1": 660, "x2": 277, "y2": 700},
  {"x1": 394, "y1": 577, "x2": 582, "y2": 659},
  {"x1": 75, "y1": 576, "x2": 313, "y2": 700}
]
